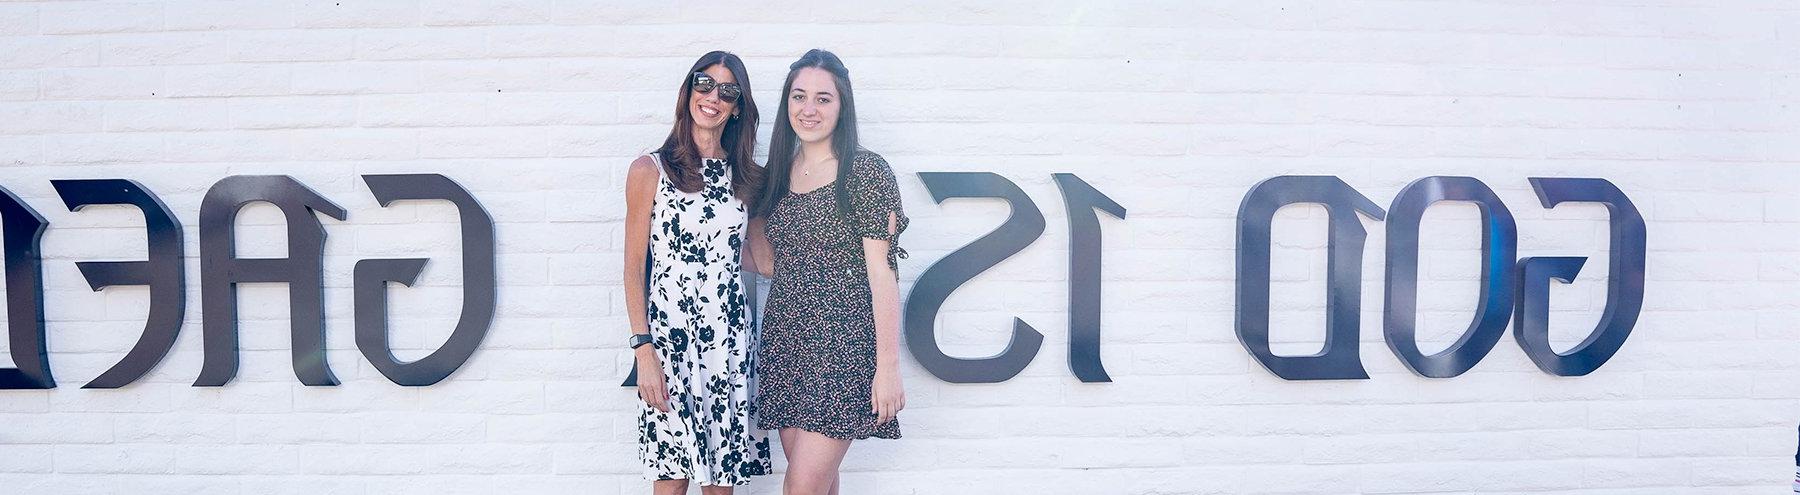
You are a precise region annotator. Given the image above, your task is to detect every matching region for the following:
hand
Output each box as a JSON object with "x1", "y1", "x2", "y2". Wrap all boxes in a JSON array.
[
  {"x1": 871, "y1": 367, "x2": 905, "y2": 425},
  {"x1": 635, "y1": 348, "x2": 671, "y2": 413}
]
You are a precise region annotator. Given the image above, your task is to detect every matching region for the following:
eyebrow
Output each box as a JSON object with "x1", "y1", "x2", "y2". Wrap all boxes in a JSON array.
[{"x1": 790, "y1": 88, "x2": 834, "y2": 97}]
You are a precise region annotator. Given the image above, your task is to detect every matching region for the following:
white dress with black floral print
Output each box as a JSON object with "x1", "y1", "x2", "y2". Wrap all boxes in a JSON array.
[{"x1": 639, "y1": 153, "x2": 771, "y2": 485}]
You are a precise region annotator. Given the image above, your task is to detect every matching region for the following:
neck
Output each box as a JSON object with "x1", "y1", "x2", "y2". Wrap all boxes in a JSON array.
[
  {"x1": 798, "y1": 139, "x2": 835, "y2": 165},
  {"x1": 691, "y1": 126, "x2": 725, "y2": 159}
]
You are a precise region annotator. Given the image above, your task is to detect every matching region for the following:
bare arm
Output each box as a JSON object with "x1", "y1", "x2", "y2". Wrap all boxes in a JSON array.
[
  {"x1": 623, "y1": 156, "x2": 657, "y2": 340},
  {"x1": 622, "y1": 155, "x2": 669, "y2": 412},
  {"x1": 746, "y1": 216, "x2": 774, "y2": 277},
  {"x1": 863, "y1": 212, "x2": 906, "y2": 423}
]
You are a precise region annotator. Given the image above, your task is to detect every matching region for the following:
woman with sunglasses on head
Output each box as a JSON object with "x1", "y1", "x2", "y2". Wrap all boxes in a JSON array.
[
  {"x1": 622, "y1": 51, "x2": 771, "y2": 494},
  {"x1": 746, "y1": 49, "x2": 907, "y2": 495}
]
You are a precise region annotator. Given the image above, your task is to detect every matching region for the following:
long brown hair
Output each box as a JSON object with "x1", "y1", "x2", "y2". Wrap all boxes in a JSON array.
[
  {"x1": 656, "y1": 51, "x2": 762, "y2": 201},
  {"x1": 752, "y1": 49, "x2": 858, "y2": 220}
]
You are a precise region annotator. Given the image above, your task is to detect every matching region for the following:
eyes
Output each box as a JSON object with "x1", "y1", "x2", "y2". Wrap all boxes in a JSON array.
[{"x1": 789, "y1": 94, "x2": 833, "y2": 105}]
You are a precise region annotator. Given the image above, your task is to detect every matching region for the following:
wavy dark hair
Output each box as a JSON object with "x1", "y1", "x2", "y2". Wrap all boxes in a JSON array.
[
  {"x1": 752, "y1": 49, "x2": 858, "y2": 220},
  {"x1": 656, "y1": 51, "x2": 762, "y2": 201}
]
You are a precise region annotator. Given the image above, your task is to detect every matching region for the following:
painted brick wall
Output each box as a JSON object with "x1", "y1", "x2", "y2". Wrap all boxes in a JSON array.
[{"x1": 1, "y1": 1, "x2": 1798, "y2": 493}]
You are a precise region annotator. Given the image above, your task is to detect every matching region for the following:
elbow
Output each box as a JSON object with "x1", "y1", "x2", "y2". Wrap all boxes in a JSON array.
[
  {"x1": 740, "y1": 257, "x2": 769, "y2": 277},
  {"x1": 745, "y1": 250, "x2": 773, "y2": 277}
]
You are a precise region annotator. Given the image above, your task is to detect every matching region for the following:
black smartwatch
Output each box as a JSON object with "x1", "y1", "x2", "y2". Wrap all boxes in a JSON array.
[{"x1": 629, "y1": 333, "x2": 654, "y2": 349}]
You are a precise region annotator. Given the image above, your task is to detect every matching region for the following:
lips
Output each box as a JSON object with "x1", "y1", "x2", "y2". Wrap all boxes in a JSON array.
[
  {"x1": 797, "y1": 118, "x2": 821, "y2": 129},
  {"x1": 697, "y1": 105, "x2": 722, "y2": 118}
]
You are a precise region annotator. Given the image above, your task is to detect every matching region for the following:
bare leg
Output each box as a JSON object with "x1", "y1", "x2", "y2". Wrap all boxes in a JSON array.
[
  {"x1": 653, "y1": 479, "x2": 689, "y2": 495},
  {"x1": 780, "y1": 428, "x2": 799, "y2": 464},
  {"x1": 778, "y1": 428, "x2": 852, "y2": 495},
  {"x1": 700, "y1": 485, "x2": 736, "y2": 495}
]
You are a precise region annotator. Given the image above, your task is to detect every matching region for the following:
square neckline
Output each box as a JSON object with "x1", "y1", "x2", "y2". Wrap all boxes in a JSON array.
[{"x1": 789, "y1": 180, "x2": 836, "y2": 196}]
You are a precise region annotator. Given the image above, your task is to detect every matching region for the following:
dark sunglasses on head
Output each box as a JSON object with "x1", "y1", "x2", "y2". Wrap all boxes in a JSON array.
[{"x1": 692, "y1": 72, "x2": 742, "y2": 104}]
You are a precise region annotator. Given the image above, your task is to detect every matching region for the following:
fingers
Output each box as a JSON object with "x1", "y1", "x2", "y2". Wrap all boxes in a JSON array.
[
  {"x1": 639, "y1": 380, "x2": 672, "y2": 413},
  {"x1": 638, "y1": 387, "x2": 655, "y2": 411},
  {"x1": 873, "y1": 397, "x2": 896, "y2": 425},
  {"x1": 647, "y1": 391, "x2": 666, "y2": 413},
  {"x1": 873, "y1": 393, "x2": 891, "y2": 424}
]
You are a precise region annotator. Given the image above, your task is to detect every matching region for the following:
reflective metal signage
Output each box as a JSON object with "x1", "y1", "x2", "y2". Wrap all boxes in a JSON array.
[
  {"x1": 906, "y1": 175, "x2": 1645, "y2": 383},
  {"x1": 0, "y1": 173, "x2": 1642, "y2": 390},
  {"x1": 0, "y1": 175, "x2": 496, "y2": 390}
]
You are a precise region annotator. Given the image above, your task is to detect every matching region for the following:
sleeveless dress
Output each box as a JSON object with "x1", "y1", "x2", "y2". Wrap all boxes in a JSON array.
[
  {"x1": 758, "y1": 149, "x2": 908, "y2": 440},
  {"x1": 637, "y1": 153, "x2": 772, "y2": 485}
]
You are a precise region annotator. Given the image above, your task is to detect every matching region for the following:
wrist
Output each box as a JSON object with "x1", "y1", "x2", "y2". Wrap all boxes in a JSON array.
[{"x1": 628, "y1": 332, "x2": 654, "y2": 350}]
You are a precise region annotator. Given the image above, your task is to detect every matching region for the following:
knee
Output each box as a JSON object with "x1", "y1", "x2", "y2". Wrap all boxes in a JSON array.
[{"x1": 784, "y1": 471, "x2": 834, "y2": 495}]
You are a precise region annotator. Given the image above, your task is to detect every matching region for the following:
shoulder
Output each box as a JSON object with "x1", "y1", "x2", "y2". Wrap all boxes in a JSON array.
[
  {"x1": 850, "y1": 148, "x2": 893, "y2": 178},
  {"x1": 629, "y1": 153, "x2": 658, "y2": 170},
  {"x1": 625, "y1": 154, "x2": 661, "y2": 190}
]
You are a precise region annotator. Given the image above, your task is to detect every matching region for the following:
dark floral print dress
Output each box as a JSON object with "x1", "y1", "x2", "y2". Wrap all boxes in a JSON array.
[
  {"x1": 758, "y1": 149, "x2": 908, "y2": 440},
  {"x1": 638, "y1": 153, "x2": 772, "y2": 485}
]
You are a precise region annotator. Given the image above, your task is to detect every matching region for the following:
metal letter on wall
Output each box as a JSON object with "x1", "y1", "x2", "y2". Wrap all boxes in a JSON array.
[
  {"x1": 0, "y1": 185, "x2": 52, "y2": 389},
  {"x1": 1053, "y1": 174, "x2": 1124, "y2": 383},
  {"x1": 1513, "y1": 178, "x2": 1646, "y2": 376},
  {"x1": 1382, "y1": 176, "x2": 1518, "y2": 378},
  {"x1": 51, "y1": 179, "x2": 185, "y2": 389},
  {"x1": 196, "y1": 175, "x2": 347, "y2": 387},
  {"x1": 354, "y1": 174, "x2": 497, "y2": 386},
  {"x1": 1236, "y1": 176, "x2": 1385, "y2": 380},
  {"x1": 904, "y1": 172, "x2": 1046, "y2": 384}
]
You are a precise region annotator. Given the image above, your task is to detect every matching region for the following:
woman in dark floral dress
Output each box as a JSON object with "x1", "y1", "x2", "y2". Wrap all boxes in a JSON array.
[
  {"x1": 622, "y1": 51, "x2": 771, "y2": 494},
  {"x1": 746, "y1": 49, "x2": 907, "y2": 495}
]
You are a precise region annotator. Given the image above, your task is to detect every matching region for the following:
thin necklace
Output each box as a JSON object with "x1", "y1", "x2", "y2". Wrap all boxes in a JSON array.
[{"x1": 799, "y1": 152, "x2": 834, "y2": 176}]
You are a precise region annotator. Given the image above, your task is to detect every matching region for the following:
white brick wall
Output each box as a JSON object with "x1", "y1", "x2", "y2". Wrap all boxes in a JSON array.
[{"x1": 1, "y1": 1, "x2": 1797, "y2": 493}]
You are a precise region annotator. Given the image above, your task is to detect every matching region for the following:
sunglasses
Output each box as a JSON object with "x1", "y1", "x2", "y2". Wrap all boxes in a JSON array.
[{"x1": 691, "y1": 72, "x2": 742, "y2": 104}]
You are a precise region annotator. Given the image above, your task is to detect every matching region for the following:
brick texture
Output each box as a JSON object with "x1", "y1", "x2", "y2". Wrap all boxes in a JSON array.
[{"x1": 1, "y1": 1, "x2": 1798, "y2": 493}]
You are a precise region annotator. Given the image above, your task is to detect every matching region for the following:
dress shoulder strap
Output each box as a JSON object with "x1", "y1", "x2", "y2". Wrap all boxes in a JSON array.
[{"x1": 644, "y1": 152, "x2": 665, "y2": 179}]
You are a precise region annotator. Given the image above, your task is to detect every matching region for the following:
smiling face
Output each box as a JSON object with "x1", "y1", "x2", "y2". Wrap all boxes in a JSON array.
[
  {"x1": 688, "y1": 64, "x2": 736, "y2": 132},
  {"x1": 786, "y1": 67, "x2": 841, "y2": 145}
]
